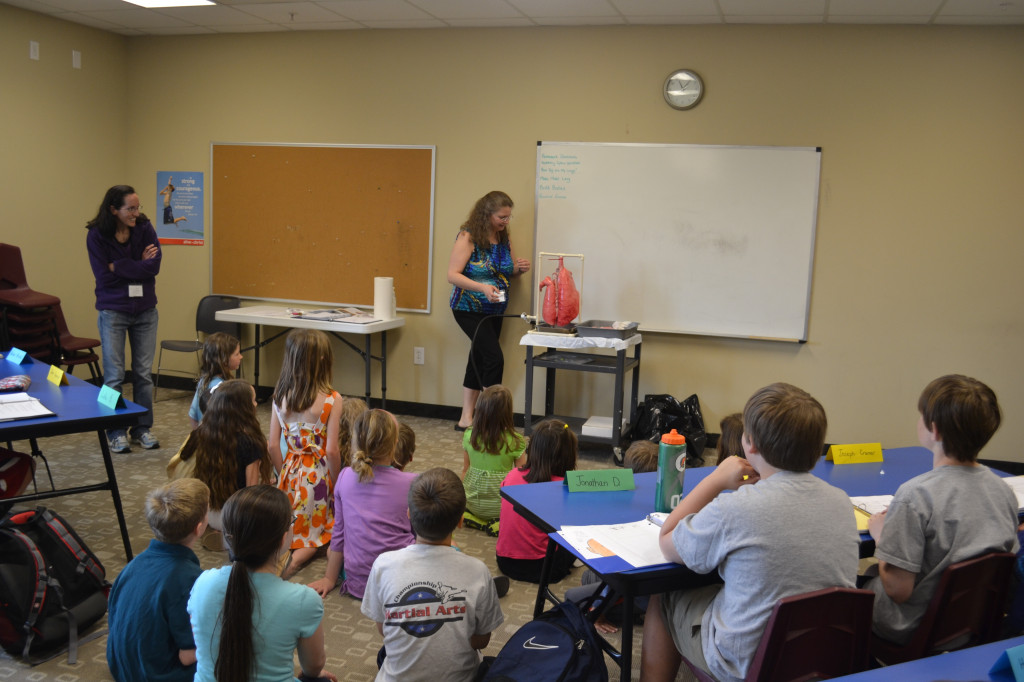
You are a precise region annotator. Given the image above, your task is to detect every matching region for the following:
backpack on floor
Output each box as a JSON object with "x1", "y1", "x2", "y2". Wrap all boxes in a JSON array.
[
  {"x1": 480, "y1": 601, "x2": 609, "y2": 682},
  {"x1": 0, "y1": 506, "x2": 110, "y2": 664}
]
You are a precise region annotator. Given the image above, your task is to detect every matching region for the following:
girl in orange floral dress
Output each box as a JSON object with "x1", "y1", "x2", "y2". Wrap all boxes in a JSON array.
[{"x1": 269, "y1": 329, "x2": 342, "y2": 578}]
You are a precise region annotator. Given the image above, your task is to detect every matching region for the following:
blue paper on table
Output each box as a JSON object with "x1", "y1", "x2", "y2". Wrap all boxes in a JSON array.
[{"x1": 989, "y1": 643, "x2": 1024, "y2": 682}]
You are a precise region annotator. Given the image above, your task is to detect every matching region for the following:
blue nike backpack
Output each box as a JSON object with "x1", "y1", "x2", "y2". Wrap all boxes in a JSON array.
[{"x1": 480, "y1": 601, "x2": 608, "y2": 682}]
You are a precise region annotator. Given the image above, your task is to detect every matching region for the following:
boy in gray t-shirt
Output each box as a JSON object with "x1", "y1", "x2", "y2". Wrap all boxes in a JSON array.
[
  {"x1": 639, "y1": 383, "x2": 860, "y2": 682},
  {"x1": 362, "y1": 467, "x2": 504, "y2": 682},
  {"x1": 867, "y1": 374, "x2": 1019, "y2": 645}
]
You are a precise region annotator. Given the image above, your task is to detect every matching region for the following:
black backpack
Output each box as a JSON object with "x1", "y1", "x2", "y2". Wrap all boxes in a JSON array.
[
  {"x1": 480, "y1": 601, "x2": 609, "y2": 682},
  {"x1": 0, "y1": 506, "x2": 110, "y2": 663}
]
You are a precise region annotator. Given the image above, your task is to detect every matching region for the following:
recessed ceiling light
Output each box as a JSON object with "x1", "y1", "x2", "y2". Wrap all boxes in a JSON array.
[{"x1": 122, "y1": 0, "x2": 215, "y2": 7}]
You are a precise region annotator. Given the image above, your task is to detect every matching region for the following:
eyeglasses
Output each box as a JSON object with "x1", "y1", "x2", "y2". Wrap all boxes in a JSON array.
[
  {"x1": 494, "y1": 214, "x2": 512, "y2": 223},
  {"x1": 120, "y1": 205, "x2": 142, "y2": 214}
]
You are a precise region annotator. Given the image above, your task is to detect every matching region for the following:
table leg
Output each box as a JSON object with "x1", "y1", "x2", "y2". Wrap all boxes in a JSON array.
[
  {"x1": 96, "y1": 430, "x2": 133, "y2": 561},
  {"x1": 621, "y1": 589, "x2": 635, "y2": 680},
  {"x1": 380, "y1": 331, "x2": 387, "y2": 409},
  {"x1": 364, "y1": 334, "x2": 373, "y2": 406},
  {"x1": 613, "y1": 349, "x2": 626, "y2": 445},
  {"x1": 253, "y1": 324, "x2": 263, "y2": 397},
  {"x1": 629, "y1": 343, "x2": 641, "y2": 425},
  {"x1": 534, "y1": 539, "x2": 559, "y2": 618},
  {"x1": 545, "y1": 367, "x2": 556, "y2": 416},
  {"x1": 524, "y1": 345, "x2": 534, "y2": 436}
]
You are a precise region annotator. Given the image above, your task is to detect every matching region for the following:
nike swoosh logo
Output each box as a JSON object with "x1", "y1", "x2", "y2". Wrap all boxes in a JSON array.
[{"x1": 523, "y1": 637, "x2": 558, "y2": 650}]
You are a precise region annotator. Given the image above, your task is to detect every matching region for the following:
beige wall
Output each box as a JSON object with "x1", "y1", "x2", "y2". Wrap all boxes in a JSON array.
[{"x1": 4, "y1": 4, "x2": 1023, "y2": 459}]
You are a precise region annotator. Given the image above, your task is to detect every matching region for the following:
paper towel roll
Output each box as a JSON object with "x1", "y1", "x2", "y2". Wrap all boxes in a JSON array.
[{"x1": 373, "y1": 277, "x2": 396, "y2": 320}]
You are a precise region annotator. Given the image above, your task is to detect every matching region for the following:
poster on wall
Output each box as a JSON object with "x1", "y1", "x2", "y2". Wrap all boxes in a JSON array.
[{"x1": 155, "y1": 171, "x2": 204, "y2": 245}]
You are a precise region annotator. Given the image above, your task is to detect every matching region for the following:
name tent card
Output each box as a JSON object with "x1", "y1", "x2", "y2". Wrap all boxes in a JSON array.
[
  {"x1": 566, "y1": 469, "x2": 635, "y2": 493},
  {"x1": 990, "y1": 642, "x2": 1024, "y2": 682},
  {"x1": 827, "y1": 443, "x2": 883, "y2": 464},
  {"x1": 47, "y1": 365, "x2": 69, "y2": 386},
  {"x1": 6, "y1": 348, "x2": 30, "y2": 365},
  {"x1": 97, "y1": 385, "x2": 126, "y2": 409}
]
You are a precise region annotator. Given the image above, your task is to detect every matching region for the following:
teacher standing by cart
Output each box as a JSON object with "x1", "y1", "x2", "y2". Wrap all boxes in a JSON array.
[
  {"x1": 447, "y1": 191, "x2": 530, "y2": 431},
  {"x1": 85, "y1": 184, "x2": 162, "y2": 453}
]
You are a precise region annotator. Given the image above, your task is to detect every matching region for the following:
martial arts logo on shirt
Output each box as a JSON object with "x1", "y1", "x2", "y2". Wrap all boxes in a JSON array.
[{"x1": 383, "y1": 582, "x2": 468, "y2": 638}]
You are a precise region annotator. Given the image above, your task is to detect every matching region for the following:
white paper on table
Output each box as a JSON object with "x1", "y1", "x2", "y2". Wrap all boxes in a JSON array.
[
  {"x1": 1002, "y1": 476, "x2": 1024, "y2": 510},
  {"x1": 849, "y1": 495, "x2": 893, "y2": 516},
  {"x1": 561, "y1": 518, "x2": 668, "y2": 568}
]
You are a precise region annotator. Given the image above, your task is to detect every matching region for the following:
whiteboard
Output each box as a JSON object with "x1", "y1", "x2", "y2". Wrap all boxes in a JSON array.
[{"x1": 533, "y1": 142, "x2": 822, "y2": 341}]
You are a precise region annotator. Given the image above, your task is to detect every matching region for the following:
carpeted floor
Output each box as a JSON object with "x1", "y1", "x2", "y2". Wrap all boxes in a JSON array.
[{"x1": 1, "y1": 387, "x2": 692, "y2": 681}]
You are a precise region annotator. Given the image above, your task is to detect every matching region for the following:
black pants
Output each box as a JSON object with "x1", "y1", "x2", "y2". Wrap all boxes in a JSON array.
[
  {"x1": 453, "y1": 310, "x2": 504, "y2": 391},
  {"x1": 496, "y1": 546, "x2": 576, "y2": 585}
]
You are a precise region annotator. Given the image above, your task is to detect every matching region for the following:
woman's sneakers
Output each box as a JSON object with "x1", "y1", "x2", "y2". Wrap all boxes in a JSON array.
[
  {"x1": 108, "y1": 431, "x2": 131, "y2": 454},
  {"x1": 131, "y1": 429, "x2": 160, "y2": 449}
]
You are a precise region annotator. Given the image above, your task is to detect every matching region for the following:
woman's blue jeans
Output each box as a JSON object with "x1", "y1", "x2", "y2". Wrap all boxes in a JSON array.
[{"x1": 97, "y1": 307, "x2": 158, "y2": 435}]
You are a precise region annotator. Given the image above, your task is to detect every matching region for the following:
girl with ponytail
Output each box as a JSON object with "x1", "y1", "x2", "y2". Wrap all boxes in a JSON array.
[
  {"x1": 308, "y1": 410, "x2": 416, "y2": 599},
  {"x1": 187, "y1": 485, "x2": 335, "y2": 682}
]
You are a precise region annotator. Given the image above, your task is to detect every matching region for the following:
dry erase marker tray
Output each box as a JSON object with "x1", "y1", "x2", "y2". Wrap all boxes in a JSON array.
[{"x1": 576, "y1": 320, "x2": 639, "y2": 339}]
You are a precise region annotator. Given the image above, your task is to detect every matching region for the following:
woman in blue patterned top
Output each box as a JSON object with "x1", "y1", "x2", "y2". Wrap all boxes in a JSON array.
[{"x1": 447, "y1": 191, "x2": 531, "y2": 430}]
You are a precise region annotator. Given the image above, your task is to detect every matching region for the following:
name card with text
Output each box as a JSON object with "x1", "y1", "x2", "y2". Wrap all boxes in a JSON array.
[
  {"x1": 566, "y1": 469, "x2": 635, "y2": 492},
  {"x1": 47, "y1": 365, "x2": 69, "y2": 386},
  {"x1": 827, "y1": 443, "x2": 883, "y2": 464},
  {"x1": 97, "y1": 385, "x2": 126, "y2": 409}
]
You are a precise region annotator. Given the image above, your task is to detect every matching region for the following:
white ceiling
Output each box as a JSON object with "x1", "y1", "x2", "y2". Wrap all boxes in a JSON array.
[{"x1": 5, "y1": 0, "x2": 1024, "y2": 36}]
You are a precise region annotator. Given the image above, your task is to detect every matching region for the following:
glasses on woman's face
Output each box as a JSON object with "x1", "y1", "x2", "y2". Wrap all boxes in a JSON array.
[
  {"x1": 494, "y1": 214, "x2": 512, "y2": 223},
  {"x1": 119, "y1": 204, "x2": 142, "y2": 214}
]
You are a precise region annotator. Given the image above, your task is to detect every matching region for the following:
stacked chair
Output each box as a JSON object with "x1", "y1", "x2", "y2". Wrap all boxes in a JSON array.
[{"x1": 0, "y1": 243, "x2": 101, "y2": 381}]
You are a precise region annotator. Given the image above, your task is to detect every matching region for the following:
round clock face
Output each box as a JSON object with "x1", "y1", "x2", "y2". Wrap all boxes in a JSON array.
[{"x1": 664, "y1": 69, "x2": 704, "y2": 110}]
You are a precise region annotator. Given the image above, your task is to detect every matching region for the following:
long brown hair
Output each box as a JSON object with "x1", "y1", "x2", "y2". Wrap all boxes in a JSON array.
[
  {"x1": 521, "y1": 419, "x2": 577, "y2": 484},
  {"x1": 185, "y1": 380, "x2": 271, "y2": 508},
  {"x1": 199, "y1": 332, "x2": 239, "y2": 388},
  {"x1": 470, "y1": 385, "x2": 525, "y2": 457},
  {"x1": 272, "y1": 329, "x2": 333, "y2": 414},
  {"x1": 216, "y1": 486, "x2": 293, "y2": 682},
  {"x1": 460, "y1": 190, "x2": 512, "y2": 249}
]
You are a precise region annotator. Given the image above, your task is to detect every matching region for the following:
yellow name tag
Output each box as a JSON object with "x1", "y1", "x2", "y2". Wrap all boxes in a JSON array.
[
  {"x1": 827, "y1": 443, "x2": 883, "y2": 464},
  {"x1": 47, "y1": 364, "x2": 69, "y2": 386}
]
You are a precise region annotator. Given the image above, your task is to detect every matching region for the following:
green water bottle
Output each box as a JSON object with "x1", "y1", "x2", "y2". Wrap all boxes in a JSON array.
[{"x1": 654, "y1": 429, "x2": 687, "y2": 513}]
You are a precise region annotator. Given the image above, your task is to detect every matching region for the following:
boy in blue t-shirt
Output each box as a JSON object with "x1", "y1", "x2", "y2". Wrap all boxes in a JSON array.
[{"x1": 107, "y1": 478, "x2": 209, "y2": 682}]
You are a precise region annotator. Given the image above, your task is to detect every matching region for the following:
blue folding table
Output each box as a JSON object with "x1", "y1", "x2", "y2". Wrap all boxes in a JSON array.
[
  {"x1": 1, "y1": 356, "x2": 146, "y2": 560},
  {"x1": 501, "y1": 446, "x2": 1010, "y2": 679}
]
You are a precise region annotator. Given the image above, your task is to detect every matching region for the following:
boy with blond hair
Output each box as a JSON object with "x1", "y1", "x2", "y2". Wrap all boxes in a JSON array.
[
  {"x1": 867, "y1": 374, "x2": 1018, "y2": 644},
  {"x1": 107, "y1": 478, "x2": 209, "y2": 682},
  {"x1": 640, "y1": 383, "x2": 859, "y2": 682}
]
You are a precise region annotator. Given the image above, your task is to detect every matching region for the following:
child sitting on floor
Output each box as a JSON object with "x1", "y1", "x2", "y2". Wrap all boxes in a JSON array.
[
  {"x1": 107, "y1": 478, "x2": 209, "y2": 682},
  {"x1": 462, "y1": 385, "x2": 527, "y2": 536},
  {"x1": 362, "y1": 467, "x2": 505, "y2": 681}
]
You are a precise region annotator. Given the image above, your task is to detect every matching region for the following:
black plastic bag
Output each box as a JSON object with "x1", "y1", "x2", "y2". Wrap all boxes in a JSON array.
[{"x1": 627, "y1": 394, "x2": 707, "y2": 466}]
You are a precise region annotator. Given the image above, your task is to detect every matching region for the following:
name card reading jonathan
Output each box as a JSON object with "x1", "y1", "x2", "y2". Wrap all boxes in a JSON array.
[
  {"x1": 827, "y1": 443, "x2": 883, "y2": 464},
  {"x1": 47, "y1": 365, "x2": 69, "y2": 386},
  {"x1": 565, "y1": 468, "x2": 635, "y2": 492},
  {"x1": 97, "y1": 385, "x2": 126, "y2": 410}
]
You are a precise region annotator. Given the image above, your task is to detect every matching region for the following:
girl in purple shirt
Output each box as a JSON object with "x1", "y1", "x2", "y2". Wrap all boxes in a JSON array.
[{"x1": 309, "y1": 409, "x2": 416, "y2": 599}]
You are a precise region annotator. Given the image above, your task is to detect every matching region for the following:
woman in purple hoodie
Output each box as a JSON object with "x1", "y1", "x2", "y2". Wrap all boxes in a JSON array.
[{"x1": 85, "y1": 184, "x2": 162, "y2": 454}]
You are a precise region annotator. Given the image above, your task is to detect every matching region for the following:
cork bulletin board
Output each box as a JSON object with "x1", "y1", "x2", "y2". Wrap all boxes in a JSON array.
[{"x1": 211, "y1": 143, "x2": 435, "y2": 312}]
